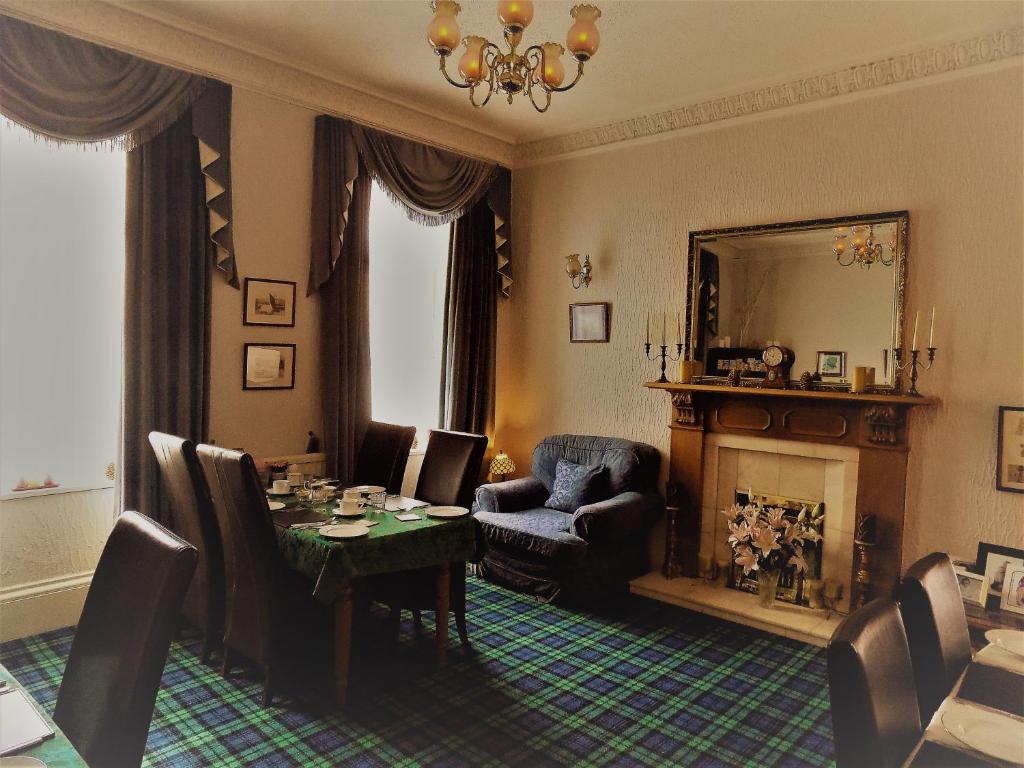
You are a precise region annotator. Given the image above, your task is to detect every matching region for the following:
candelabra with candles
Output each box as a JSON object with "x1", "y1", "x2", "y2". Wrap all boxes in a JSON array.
[
  {"x1": 893, "y1": 306, "x2": 938, "y2": 396},
  {"x1": 644, "y1": 311, "x2": 683, "y2": 383}
]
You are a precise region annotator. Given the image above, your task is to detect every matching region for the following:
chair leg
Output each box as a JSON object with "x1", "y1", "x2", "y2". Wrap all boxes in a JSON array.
[
  {"x1": 412, "y1": 608, "x2": 423, "y2": 631},
  {"x1": 200, "y1": 632, "x2": 214, "y2": 665},
  {"x1": 262, "y1": 668, "x2": 273, "y2": 707},
  {"x1": 455, "y1": 611, "x2": 469, "y2": 646},
  {"x1": 388, "y1": 605, "x2": 401, "y2": 643},
  {"x1": 221, "y1": 646, "x2": 234, "y2": 678}
]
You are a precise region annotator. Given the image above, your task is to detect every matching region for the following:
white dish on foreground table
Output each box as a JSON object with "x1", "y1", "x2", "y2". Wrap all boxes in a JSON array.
[
  {"x1": 940, "y1": 699, "x2": 1024, "y2": 764},
  {"x1": 320, "y1": 524, "x2": 370, "y2": 540},
  {"x1": 985, "y1": 629, "x2": 1024, "y2": 658},
  {"x1": 426, "y1": 506, "x2": 470, "y2": 519},
  {"x1": 267, "y1": 501, "x2": 286, "y2": 512}
]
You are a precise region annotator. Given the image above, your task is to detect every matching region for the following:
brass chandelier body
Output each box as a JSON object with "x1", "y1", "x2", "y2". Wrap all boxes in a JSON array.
[
  {"x1": 832, "y1": 225, "x2": 896, "y2": 269},
  {"x1": 427, "y1": 1, "x2": 602, "y2": 113}
]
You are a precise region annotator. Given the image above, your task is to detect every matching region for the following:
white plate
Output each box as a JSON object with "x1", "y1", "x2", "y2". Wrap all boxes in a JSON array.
[
  {"x1": 941, "y1": 699, "x2": 1024, "y2": 764},
  {"x1": 347, "y1": 485, "x2": 385, "y2": 494},
  {"x1": 986, "y1": 628, "x2": 1024, "y2": 658},
  {"x1": 426, "y1": 506, "x2": 470, "y2": 519},
  {"x1": 268, "y1": 501, "x2": 286, "y2": 512},
  {"x1": 320, "y1": 524, "x2": 370, "y2": 540}
]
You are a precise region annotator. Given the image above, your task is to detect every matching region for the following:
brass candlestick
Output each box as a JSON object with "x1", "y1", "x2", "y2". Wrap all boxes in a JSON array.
[
  {"x1": 853, "y1": 539, "x2": 876, "y2": 609},
  {"x1": 893, "y1": 346, "x2": 937, "y2": 396},
  {"x1": 645, "y1": 341, "x2": 684, "y2": 383}
]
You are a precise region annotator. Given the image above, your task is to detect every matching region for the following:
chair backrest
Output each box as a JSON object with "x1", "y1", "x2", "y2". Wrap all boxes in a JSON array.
[
  {"x1": 54, "y1": 511, "x2": 196, "y2": 768},
  {"x1": 415, "y1": 429, "x2": 488, "y2": 507},
  {"x1": 531, "y1": 434, "x2": 661, "y2": 495},
  {"x1": 196, "y1": 444, "x2": 280, "y2": 667},
  {"x1": 827, "y1": 598, "x2": 922, "y2": 768},
  {"x1": 354, "y1": 420, "x2": 417, "y2": 494},
  {"x1": 897, "y1": 552, "x2": 973, "y2": 723},
  {"x1": 148, "y1": 431, "x2": 224, "y2": 636}
]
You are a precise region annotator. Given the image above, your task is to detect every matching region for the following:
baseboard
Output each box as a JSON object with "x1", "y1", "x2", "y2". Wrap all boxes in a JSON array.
[{"x1": 0, "y1": 571, "x2": 93, "y2": 642}]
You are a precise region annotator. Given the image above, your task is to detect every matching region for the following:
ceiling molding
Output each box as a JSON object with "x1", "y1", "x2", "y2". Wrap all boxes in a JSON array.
[
  {"x1": 515, "y1": 26, "x2": 1024, "y2": 166},
  {"x1": 0, "y1": 0, "x2": 515, "y2": 167}
]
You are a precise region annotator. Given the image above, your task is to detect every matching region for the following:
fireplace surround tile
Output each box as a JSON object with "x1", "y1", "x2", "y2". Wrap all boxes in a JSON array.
[{"x1": 778, "y1": 454, "x2": 826, "y2": 501}]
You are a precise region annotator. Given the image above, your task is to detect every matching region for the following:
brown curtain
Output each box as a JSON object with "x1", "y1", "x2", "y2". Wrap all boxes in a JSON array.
[
  {"x1": 119, "y1": 110, "x2": 211, "y2": 523},
  {"x1": 440, "y1": 197, "x2": 497, "y2": 436}
]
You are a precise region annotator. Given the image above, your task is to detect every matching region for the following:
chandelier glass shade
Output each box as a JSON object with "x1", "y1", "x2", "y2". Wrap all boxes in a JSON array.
[
  {"x1": 426, "y1": 1, "x2": 602, "y2": 112},
  {"x1": 832, "y1": 224, "x2": 896, "y2": 268}
]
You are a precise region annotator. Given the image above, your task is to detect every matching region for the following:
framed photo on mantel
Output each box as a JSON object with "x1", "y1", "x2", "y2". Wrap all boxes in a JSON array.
[{"x1": 996, "y1": 405, "x2": 1024, "y2": 493}]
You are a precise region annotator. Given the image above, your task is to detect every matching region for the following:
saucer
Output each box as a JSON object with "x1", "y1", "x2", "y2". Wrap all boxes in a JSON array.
[
  {"x1": 268, "y1": 501, "x2": 286, "y2": 512},
  {"x1": 347, "y1": 485, "x2": 385, "y2": 494},
  {"x1": 334, "y1": 505, "x2": 366, "y2": 518},
  {"x1": 267, "y1": 490, "x2": 292, "y2": 498}
]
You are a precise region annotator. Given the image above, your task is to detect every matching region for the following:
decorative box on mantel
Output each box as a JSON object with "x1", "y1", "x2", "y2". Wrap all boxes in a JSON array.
[{"x1": 645, "y1": 382, "x2": 938, "y2": 610}]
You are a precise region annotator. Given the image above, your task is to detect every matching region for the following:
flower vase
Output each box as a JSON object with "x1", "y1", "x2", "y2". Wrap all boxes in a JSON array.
[{"x1": 757, "y1": 569, "x2": 781, "y2": 609}]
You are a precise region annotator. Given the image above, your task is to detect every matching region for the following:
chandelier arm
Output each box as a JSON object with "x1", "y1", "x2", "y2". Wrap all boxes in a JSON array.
[
  {"x1": 469, "y1": 68, "x2": 496, "y2": 108},
  {"x1": 438, "y1": 55, "x2": 473, "y2": 89},
  {"x1": 835, "y1": 251, "x2": 856, "y2": 268},
  {"x1": 526, "y1": 80, "x2": 552, "y2": 113},
  {"x1": 542, "y1": 59, "x2": 586, "y2": 93}
]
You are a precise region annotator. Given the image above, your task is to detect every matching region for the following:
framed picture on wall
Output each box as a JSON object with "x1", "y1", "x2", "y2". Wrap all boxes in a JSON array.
[
  {"x1": 243, "y1": 278, "x2": 296, "y2": 327},
  {"x1": 816, "y1": 350, "x2": 846, "y2": 378},
  {"x1": 996, "y1": 405, "x2": 1024, "y2": 493},
  {"x1": 243, "y1": 343, "x2": 296, "y2": 390},
  {"x1": 569, "y1": 302, "x2": 609, "y2": 343}
]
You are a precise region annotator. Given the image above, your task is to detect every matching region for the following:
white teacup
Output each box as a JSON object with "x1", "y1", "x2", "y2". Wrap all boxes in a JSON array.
[
  {"x1": 286, "y1": 471, "x2": 302, "y2": 485},
  {"x1": 338, "y1": 498, "x2": 364, "y2": 516},
  {"x1": 271, "y1": 479, "x2": 290, "y2": 494},
  {"x1": 342, "y1": 489, "x2": 364, "y2": 501}
]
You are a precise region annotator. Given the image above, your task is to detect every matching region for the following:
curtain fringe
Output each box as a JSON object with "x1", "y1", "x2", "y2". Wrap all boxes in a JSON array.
[{"x1": 364, "y1": 167, "x2": 470, "y2": 227}]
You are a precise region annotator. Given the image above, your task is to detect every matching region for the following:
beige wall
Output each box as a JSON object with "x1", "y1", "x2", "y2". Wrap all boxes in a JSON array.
[
  {"x1": 499, "y1": 65, "x2": 1024, "y2": 566},
  {"x1": 208, "y1": 88, "x2": 322, "y2": 458}
]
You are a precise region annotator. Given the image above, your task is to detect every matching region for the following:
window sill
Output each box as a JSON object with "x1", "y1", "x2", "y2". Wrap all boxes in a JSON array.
[{"x1": 0, "y1": 483, "x2": 114, "y2": 502}]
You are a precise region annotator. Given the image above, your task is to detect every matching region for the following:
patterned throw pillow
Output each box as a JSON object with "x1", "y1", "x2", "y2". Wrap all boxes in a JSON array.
[{"x1": 545, "y1": 458, "x2": 607, "y2": 513}]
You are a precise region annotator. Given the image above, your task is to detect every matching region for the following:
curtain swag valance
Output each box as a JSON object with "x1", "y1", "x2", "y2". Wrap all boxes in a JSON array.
[
  {"x1": 0, "y1": 14, "x2": 238, "y2": 286},
  {"x1": 309, "y1": 116, "x2": 512, "y2": 297}
]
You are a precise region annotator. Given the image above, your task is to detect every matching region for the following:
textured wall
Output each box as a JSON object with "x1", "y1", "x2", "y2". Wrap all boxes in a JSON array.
[{"x1": 499, "y1": 65, "x2": 1024, "y2": 566}]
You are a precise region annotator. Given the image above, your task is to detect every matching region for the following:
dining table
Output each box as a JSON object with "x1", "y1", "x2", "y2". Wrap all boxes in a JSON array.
[
  {"x1": 901, "y1": 635, "x2": 1024, "y2": 767},
  {"x1": 0, "y1": 662, "x2": 87, "y2": 766},
  {"x1": 270, "y1": 490, "x2": 480, "y2": 706}
]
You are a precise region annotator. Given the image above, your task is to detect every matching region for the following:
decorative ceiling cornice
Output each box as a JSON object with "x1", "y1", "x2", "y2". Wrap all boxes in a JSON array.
[
  {"x1": 0, "y1": 0, "x2": 515, "y2": 167},
  {"x1": 515, "y1": 25, "x2": 1024, "y2": 166}
]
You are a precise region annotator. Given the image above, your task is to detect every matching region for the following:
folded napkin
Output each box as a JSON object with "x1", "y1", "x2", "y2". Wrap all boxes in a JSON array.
[
  {"x1": 976, "y1": 643, "x2": 1024, "y2": 676},
  {"x1": 922, "y1": 698, "x2": 1024, "y2": 761}
]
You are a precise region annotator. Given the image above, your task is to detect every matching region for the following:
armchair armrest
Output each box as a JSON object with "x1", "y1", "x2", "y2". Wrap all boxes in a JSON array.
[
  {"x1": 571, "y1": 491, "x2": 664, "y2": 545},
  {"x1": 473, "y1": 477, "x2": 548, "y2": 515}
]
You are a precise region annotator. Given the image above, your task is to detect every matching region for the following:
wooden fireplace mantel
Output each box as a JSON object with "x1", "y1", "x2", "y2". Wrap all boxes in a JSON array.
[{"x1": 646, "y1": 381, "x2": 938, "y2": 607}]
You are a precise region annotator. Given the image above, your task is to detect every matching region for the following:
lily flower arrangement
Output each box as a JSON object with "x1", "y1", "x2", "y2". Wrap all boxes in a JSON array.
[{"x1": 724, "y1": 494, "x2": 824, "y2": 576}]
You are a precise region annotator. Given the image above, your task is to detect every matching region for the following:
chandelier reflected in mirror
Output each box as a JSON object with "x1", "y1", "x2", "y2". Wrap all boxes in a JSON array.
[
  {"x1": 832, "y1": 224, "x2": 896, "y2": 268},
  {"x1": 426, "y1": 1, "x2": 602, "y2": 112}
]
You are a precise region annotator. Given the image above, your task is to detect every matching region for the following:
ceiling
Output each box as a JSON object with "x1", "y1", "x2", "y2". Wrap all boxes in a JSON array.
[{"x1": 122, "y1": 0, "x2": 1022, "y2": 144}]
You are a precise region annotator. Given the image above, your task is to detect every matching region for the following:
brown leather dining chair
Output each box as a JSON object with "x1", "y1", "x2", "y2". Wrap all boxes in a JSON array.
[
  {"x1": 54, "y1": 511, "x2": 197, "y2": 768},
  {"x1": 148, "y1": 431, "x2": 225, "y2": 664},
  {"x1": 377, "y1": 429, "x2": 488, "y2": 644},
  {"x1": 897, "y1": 552, "x2": 973, "y2": 723},
  {"x1": 353, "y1": 420, "x2": 417, "y2": 494},
  {"x1": 827, "y1": 598, "x2": 923, "y2": 768},
  {"x1": 196, "y1": 444, "x2": 331, "y2": 705}
]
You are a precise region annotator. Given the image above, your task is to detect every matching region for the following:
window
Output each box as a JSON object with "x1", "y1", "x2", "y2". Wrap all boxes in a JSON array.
[
  {"x1": 0, "y1": 122, "x2": 125, "y2": 494},
  {"x1": 368, "y1": 181, "x2": 449, "y2": 446}
]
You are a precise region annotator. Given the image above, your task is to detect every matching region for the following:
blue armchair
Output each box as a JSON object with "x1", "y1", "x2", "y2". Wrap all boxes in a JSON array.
[{"x1": 473, "y1": 434, "x2": 663, "y2": 601}]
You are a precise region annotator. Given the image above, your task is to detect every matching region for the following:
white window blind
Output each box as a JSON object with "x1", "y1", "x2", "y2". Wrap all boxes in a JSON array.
[
  {"x1": 368, "y1": 181, "x2": 450, "y2": 446},
  {"x1": 0, "y1": 122, "x2": 125, "y2": 494}
]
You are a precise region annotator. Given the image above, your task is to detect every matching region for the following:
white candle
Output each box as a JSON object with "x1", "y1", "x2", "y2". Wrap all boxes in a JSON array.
[
  {"x1": 911, "y1": 310, "x2": 919, "y2": 351},
  {"x1": 646, "y1": 311, "x2": 650, "y2": 345},
  {"x1": 677, "y1": 313, "x2": 681, "y2": 346},
  {"x1": 661, "y1": 312, "x2": 666, "y2": 346},
  {"x1": 928, "y1": 306, "x2": 935, "y2": 348}
]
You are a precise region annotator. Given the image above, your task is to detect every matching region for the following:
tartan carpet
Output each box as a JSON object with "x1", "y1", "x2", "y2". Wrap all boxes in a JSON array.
[{"x1": 0, "y1": 578, "x2": 834, "y2": 767}]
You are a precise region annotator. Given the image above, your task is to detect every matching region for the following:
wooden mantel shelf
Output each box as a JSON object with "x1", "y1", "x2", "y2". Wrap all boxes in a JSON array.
[{"x1": 645, "y1": 381, "x2": 939, "y2": 408}]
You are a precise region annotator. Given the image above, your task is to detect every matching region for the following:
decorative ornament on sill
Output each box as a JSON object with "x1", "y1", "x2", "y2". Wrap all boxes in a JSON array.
[
  {"x1": 565, "y1": 253, "x2": 592, "y2": 289},
  {"x1": 426, "y1": 1, "x2": 602, "y2": 112},
  {"x1": 832, "y1": 224, "x2": 896, "y2": 268}
]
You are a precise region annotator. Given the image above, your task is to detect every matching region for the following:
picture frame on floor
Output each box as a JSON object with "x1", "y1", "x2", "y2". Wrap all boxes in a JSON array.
[
  {"x1": 243, "y1": 277, "x2": 296, "y2": 327},
  {"x1": 243, "y1": 343, "x2": 296, "y2": 390},
  {"x1": 996, "y1": 405, "x2": 1024, "y2": 493},
  {"x1": 569, "y1": 302, "x2": 609, "y2": 343}
]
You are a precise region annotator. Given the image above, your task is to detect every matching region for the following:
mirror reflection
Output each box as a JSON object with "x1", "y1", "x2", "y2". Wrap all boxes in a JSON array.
[{"x1": 689, "y1": 214, "x2": 906, "y2": 388}]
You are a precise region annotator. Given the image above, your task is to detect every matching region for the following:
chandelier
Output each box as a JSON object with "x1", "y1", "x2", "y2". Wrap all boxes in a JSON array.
[
  {"x1": 426, "y1": 1, "x2": 602, "y2": 112},
  {"x1": 832, "y1": 225, "x2": 896, "y2": 268}
]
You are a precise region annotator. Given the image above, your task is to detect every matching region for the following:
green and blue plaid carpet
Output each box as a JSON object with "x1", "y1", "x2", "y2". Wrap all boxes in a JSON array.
[{"x1": 0, "y1": 578, "x2": 834, "y2": 767}]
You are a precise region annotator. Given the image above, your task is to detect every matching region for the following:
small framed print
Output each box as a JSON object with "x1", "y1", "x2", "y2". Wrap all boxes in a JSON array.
[
  {"x1": 243, "y1": 343, "x2": 295, "y2": 390},
  {"x1": 996, "y1": 405, "x2": 1024, "y2": 493},
  {"x1": 981, "y1": 552, "x2": 1024, "y2": 606},
  {"x1": 954, "y1": 569, "x2": 985, "y2": 607},
  {"x1": 1000, "y1": 565, "x2": 1024, "y2": 615},
  {"x1": 243, "y1": 278, "x2": 296, "y2": 327},
  {"x1": 569, "y1": 302, "x2": 609, "y2": 343},
  {"x1": 816, "y1": 351, "x2": 846, "y2": 378}
]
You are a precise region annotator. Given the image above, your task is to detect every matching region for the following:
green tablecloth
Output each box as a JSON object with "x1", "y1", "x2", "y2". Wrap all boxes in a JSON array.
[
  {"x1": 274, "y1": 501, "x2": 479, "y2": 604},
  {"x1": 0, "y1": 662, "x2": 87, "y2": 767}
]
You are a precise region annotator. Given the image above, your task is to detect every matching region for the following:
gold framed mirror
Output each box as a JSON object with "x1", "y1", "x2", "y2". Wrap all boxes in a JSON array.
[{"x1": 684, "y1": 210, "x2": 908, "y2": 391}]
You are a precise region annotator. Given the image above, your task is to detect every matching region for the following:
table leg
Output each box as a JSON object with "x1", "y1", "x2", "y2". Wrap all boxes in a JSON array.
[
  {"x1": 435, "y1": 564, "x2": 450, "y2": 667},
  {"x1": 333, "y1": 586, "x2": 353, "y2": 706}
]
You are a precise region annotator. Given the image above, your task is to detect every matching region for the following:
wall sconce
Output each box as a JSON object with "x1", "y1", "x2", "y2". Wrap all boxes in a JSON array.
[{"x1": 565, "y1": 253, "x2": 592, "y2": 289}]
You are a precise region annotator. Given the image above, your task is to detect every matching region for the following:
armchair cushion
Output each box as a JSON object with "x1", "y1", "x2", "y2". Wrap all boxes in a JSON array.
[
  {"x1": 544, "y1": 458, "x2": 608, "y2": 513},
  {"x1": 474, "y1": 477, "x2": 548, "y2": 515},
  {"x1": 572, "y1": 491, "x2": 664, "y2": 545},
  {"x1": 474, "y1": 507, "x2": 587, "y2": 565}
]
